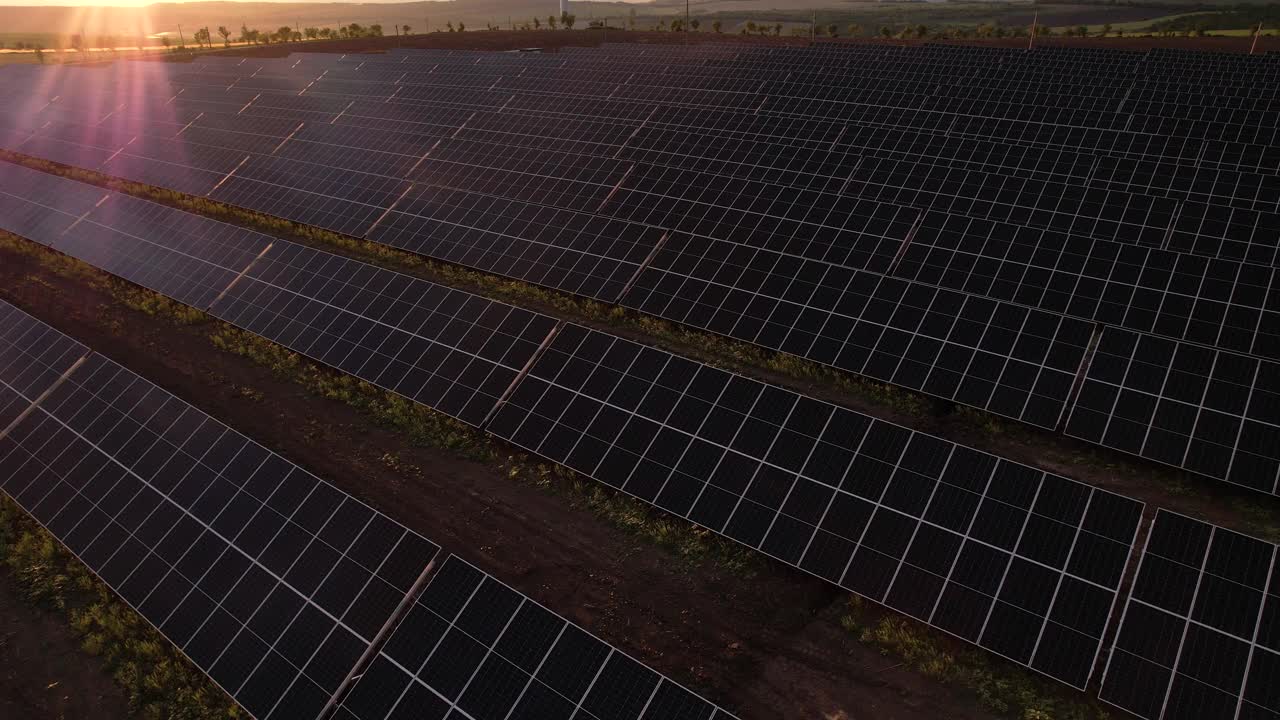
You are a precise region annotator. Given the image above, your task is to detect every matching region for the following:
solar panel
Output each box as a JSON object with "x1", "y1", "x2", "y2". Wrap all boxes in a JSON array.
[
  {"x1": 0, "y1": 299, "x2": 89, "y2": 400},
  {"x1": 1099, "y1": 510, "x2": 1279, "y2": 720},
  {"x1": 210, "y1": 241, "x2": 558, "y2": 426},
  {"x1": 0, "y1": 342, "x2": 442, "y2": 720},
  {"x1": 0, "y1": 163, "x2": 561, "y2": 428},
  {"x1": 336, "y1": 554, "x2": 738, "y2": 720},
  {"x1": 0, "y1": 300, "x2": 741, "y2": 720},
  {"x1": 486, "y1": 323, "x2": 1144, "y2": 688},
  {"x1": 1066, "y1": 327, "x2": 1280, "y2": 494}
]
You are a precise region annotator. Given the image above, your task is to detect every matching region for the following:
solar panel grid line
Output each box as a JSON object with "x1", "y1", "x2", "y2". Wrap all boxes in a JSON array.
[
  {"x1": 1231, "y1": 548, "x2": 1277, "y2": 720},
  {"x1": 1097, "y1": 510, "x2": 1280, "y2": 720},
  {"x1": 0, "y1": 164, "x2": 561, "y2": 428},
  {"x1": 336, "y1": 553, "x2": 740, "y2": 720},
  {"x1": 974, "y1": 474, "x2": 1046, "y2": 653},
  {"x1": 875, "y1": 443, "x2": 957, "y2": 608},
  {"x1": 0, "y1": 362, "x2": 437, "y2": 720},
  {"x1": 1223, "y1": 359, "x2": 1267, "y2": 490},
  {"x1": 485, "y1": 323, "x2": 1143, "y2": 688},
  {"x1": 0, "y1": 301, "x2": 742, "y2": 720}
]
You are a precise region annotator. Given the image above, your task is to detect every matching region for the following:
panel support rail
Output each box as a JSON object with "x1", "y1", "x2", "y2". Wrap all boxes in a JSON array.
[
  {"x1": 314, "y1": 557, "x2": 439, "y2": 720},
  {"x1": 271, "y1": 123, "x2": 306, "y2": 155},
  {"x1": 595, "y1": 164, "x2": 635, "y2": 214},
  {"x1": 364, "y1": 184, "x2": 415, "y2": 237},
  {"x1": 0, "y1": 354, "x2": 89, "y2": 442},
  {"x1": 60, "y1": 193, "x2": 113, "y2": 237},
  {"x1": 887, "y1": 209, "x2": 927, "y2": 276},
  {"x1": 206, "y1": 155, "x2": 250, "y2": 197},
  {"x1": 208, "y1": 242, "x2": 274, "y2": 310},
  {"x1": 615, "y1": 230, "x2": 673, "y2": 305},
  {"x1": 479, "y1": 321, "x2": 565, "y2": 430},
  {"x1": 614, "y1": 106, "x2": 659, "y2": 160},
  {"x1": 1056, "y1": 322, "x2": 1106, "y2": 433}
]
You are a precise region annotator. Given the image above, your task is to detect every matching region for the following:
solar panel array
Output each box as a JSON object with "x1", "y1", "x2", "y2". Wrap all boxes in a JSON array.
[
  {"x1": 0, "y1": 298, "x2": 739, "y2": 720},
  {"x1": 1100, "y1": 510, "x2": 1280, "y2": 720},
  {"x1": 0, "y1": 164, "x2": 1146, "y2": 692},
  {"x1": 0, "y1": 42, "x2": 1277, "y2": 493},
  {"x1": 0, "y1": 161, "x2": 559, "y2": 429}
]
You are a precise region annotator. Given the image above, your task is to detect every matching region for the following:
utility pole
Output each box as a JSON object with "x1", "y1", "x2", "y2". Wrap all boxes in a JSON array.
[
  {"x1": 811, "y1": 10, "x2": 816, "y2": 43},
  {"x1": 685, "y1": 0, "x2": 690, "y2": 44},
  {"x1": 1250, "y1": 21, "x2": 1263, "y2": 55},
  {"x1": 178, "y1": 23, "x2": 186, "y2": 48},
  {"x1": 1028, "y1": 10, "x2": 1037, "y2": 50}
]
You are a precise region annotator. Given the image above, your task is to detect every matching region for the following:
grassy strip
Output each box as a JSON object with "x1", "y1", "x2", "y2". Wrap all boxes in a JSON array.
[
  {"x1": 0, "y1": 495, "x2": 243, "y2": 719},
  {"x1": 0, "y1": 151, "x2": 932, "y2": 422},
  {"x1": 839, "y1": 597, "x2": 1109, "y2": 720}
]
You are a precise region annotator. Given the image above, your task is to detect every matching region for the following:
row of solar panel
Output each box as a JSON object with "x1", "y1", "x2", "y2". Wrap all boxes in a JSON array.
[
  {"x1": 7, "y1": 160, "x2": 1280, "y2": 720},
  {"x1": 1, "y1": 88, "x2": 1276, "y2": 494},
  {"x1": 5, "y1": 53, "x2": 1275, "y2": 176},
  {"x1": 0, "y1": 299, "x2": 740, "y2": 720},
  {"x1": 4, "y1": 78, "x2": 1279, "y2": 464},
  {"x1": 10, "y1": 63, "x2": 1274, "y2": 275},
  {"x1": 7, "y1": 143, "x2": 1274, "y2": 498},
  {"x1": 0, "y1": 162, "x2": 1145, "y2": 691}
]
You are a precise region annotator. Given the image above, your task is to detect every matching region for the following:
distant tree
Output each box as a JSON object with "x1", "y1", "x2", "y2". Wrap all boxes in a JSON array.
[
  {"x1": 691, "y1": 18, "x2": 700, "y2": 32},
  {"x1": 658, "y1": 18, "x2": 667, "y2": 31},
  {"x1": 879, "y1": 25, "x2": 892, "y2": 38},
  {"x1": 275, "y1": 25, "x2": 291, "y2": 41},
  {"x1": 1101, "y1": 23, "x2": 1112, "y2": 37},
  {"x1": 774, "y1": 22, "x2": 783, "y2": 36},
  {"x1": 218, "y1": 26, "x2": 231, "y2": 46},
  {"x1": 34, "y1": 47, "x2": 44, "y2": 63},
  {"x1": 847, "y1": 23, "x2": 861, "y2": 37},
  {"x1": 548, "y1": 15, "x2": 557, "y2": 30},
  {"x1": 712, "y1": 19, "x2": 721, "y2": 33},
  {"x1": 916, "y1": 24, "x2": 928, "y2": 38},
  {"x1": 458, "y1": 22, "x2": 466, "y2": 32},
  {"x1": 827, "y1": 24, "x2": 838, "y2": 37},
  {"x1": 401, "y1": 24, "x2": 412, "y2": 35},
  {"x1": 561, "y1": 12, "x2": 575, "y2": 29},
  {"x1": 532, "y1": 17, "x2": 540, "y2": 29},
  {"x1": 628, "y1": 9, "x2": 637, "y2": 30},
  {"x1": 744, "y1": 21, "x2": 756, "y2": 35},
  {"x1": 303, "y1": 27, "x2": 318, "y2": 40},
  {"x1": 161, "y1": 36, "x2": 171, "y2": 50},
  {"x1": 670, "y1": 19, "x2": 683, "y2": 32},
  {"x1": 348, "y1": 23, "x2": 365, "y2": 36},
  {"x1": 239, "y1": 25, "x2": 252, "y2": 43},
  {"x1": 370, "y1": 24, "x2": 384, "y2": 36},
  {"x1": 446, "y1": 21, "x2": 455, "y2": 32},
  {"x1": 1116, "y1": 28, "x2": 1124, "y2": 37}
]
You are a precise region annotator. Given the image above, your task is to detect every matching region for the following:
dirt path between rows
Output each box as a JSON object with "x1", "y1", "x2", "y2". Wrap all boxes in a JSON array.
[
  {"x1": 0, "y1": 243, "x2": 1009, "y2": 717},
  {"x1": 0, "y1": 572, "x2": 130, "y2": 720}
]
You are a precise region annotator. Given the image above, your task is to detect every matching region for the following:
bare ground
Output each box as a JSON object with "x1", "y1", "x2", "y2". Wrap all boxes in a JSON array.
[{"x1": 0, "y1": 572, "x2": 130, "y2": 720}]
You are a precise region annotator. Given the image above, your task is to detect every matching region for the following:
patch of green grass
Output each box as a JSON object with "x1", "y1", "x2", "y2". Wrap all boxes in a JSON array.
[
  {"x1": 839, "y1": 596, "x2": 1109, "y2": 720},
  {"x1": 0, "y1": 495, "x2": 243, "y2": 719}
]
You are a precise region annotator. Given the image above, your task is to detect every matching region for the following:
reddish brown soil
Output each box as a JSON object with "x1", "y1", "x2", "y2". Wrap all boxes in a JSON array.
[
  {"x1": 201, "y1": 28, "x2": 1280, "y2": 57},
  {"x1": 0, "y1": 572, "x2": 129, "y2": 720},
  {"x1": 0, "y1": 245, "x2": 1015, "y2": 718}
]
